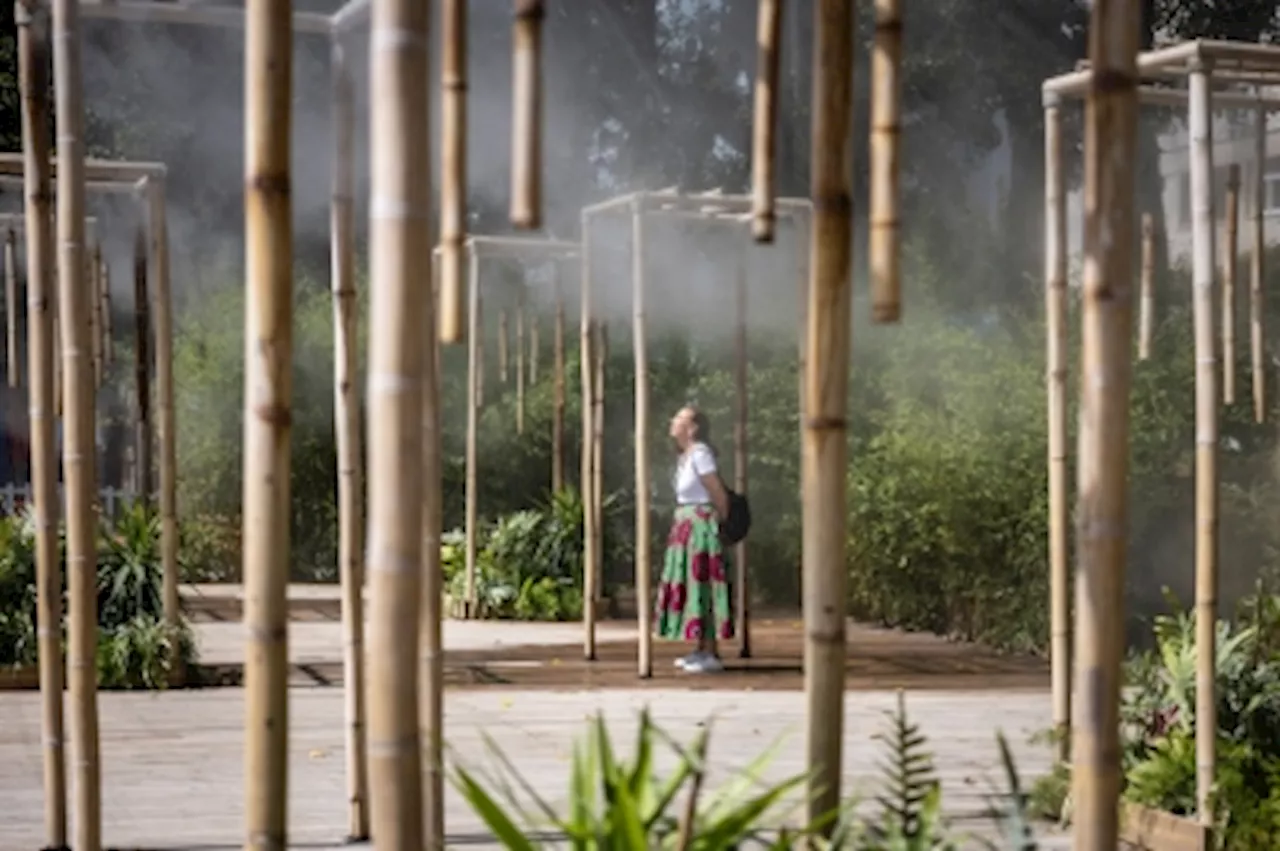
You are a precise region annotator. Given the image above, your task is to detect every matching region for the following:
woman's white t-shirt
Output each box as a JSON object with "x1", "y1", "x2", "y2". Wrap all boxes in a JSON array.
[{"x1": 675, "y1": 442, "x2": 717, "y2": 505}]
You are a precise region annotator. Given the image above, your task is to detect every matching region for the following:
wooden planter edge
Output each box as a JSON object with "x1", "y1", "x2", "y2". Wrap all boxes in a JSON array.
[
  {"x1": 1120, "y1": 801, "x2": 1212, "y2": 851},
  {"x1": 0, "y1": 664, "x2": 189, "y2": 691}
]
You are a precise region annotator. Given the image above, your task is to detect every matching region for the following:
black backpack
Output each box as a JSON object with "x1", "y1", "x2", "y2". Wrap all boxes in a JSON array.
[{"x1": 720, "y1": 486, "x2": 752, "y2": 546}]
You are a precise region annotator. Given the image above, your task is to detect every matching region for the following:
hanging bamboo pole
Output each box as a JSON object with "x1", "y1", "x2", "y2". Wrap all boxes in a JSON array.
[
  {"x1": 1252, "y1": 103, "x2": 1267, "y2": 423},
  {"x1": 750, "y1": 0, "x2": 780, "y2": 243},
  {"x1": 439, "y1": 0, "x2": 466, "y2": 344},
  {"x1": 464, "y1": 245, "x2": 480, "y2": 619},
  {"x1": 803, "y1": 0, "x2": 855, "y2": 830},
  {"x1": 52, "y1": 0, "x2": 102, "y2": 843},
  {"x1": 366, "y1": 0, "x2": 430, "y2": 838},
  {"x1": 592, "y1": 322, "x2": 606, "y2": 606},
  {"x1": 1044, "y1": 94, "x2": 1071, "y2": 763},
  {"x1": 242, "y1": 0, "x2": 295, "y2": 843},
  {"x1": 516, "y1": 289, "x2": 525, "y2": 434},
  {"x1": 421, "y1": 248, "x2": 445, "y2": 851},
  {"x1": 510, "y1": 0, "x2": 543, "y2": 229},
  {"x1": 1138, "y1": 213, "x2": 1155, "y2": 361},
  {"x1": 17, "y1": 4, "x2": 66, "y2": 844},
  {"x1": 149, "y1": 182, "x2": 179, "y2": 647},
  {"x1": 1071, "y1": 10, "x2": 1143, "y2": 847},
  {"x1": 100, "y1": 257, "x2": 112, "y2": 369},
  {"x1": 132, "y1": 220, "x2": 152, "y2": 498},
  {"x1": 1224, "y1": 165, "x2": 1241, "y2": 406},
  {"x1": 498, "y1": 307, "x2": 509, "y2": 383},
  {"x1": 551, "y1": 262, "x2": 565, "y2": 492},
  {"x1": 733, "y1": 229, "x2": 751, "y2": 657},
  {"x1": 90, "y1": 239, "x2": 103, "y2": 387},
  {"x1": 1188, "y1": 57, "x2": 1220, "y2": 831},
  {"x1": 869, "y1": 0, "x2": 902, "y2": 323},
  {"x1": 52, "y1": 296, "x2": 61, "y2": 418},
  {"x1": 5, "y1": 227, "x2": 17, "y2": 388},
  {"x1": 329, "y1": 34, "x2": 369, "y2": 842},
  {"x1": 580, "y1": 211, "x2": 597, "y2": 660},
  {"x1": 632, "y1": 200, "x2": 653, "y2": 679}
]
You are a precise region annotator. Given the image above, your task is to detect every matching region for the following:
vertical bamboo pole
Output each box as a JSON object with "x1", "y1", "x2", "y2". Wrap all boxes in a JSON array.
[
  {"x1": 592, "y1": 323, "x2": 606, "y2": 605},
  {"x1": 529, "y1": 308, "x2": 539, "y2": 384},
  {"x1": 1138, "y1": 213, "x2": 1155, "y2": 361},
  {"x1": 464, "y1": 245, "x2": 480, "y2": 619},
  {"x1": 750, "y1": 0, "x2": 780, "y2": 243},
  {"x1": 510, "y1": 0, "x2": 543, "y2": 228},
  {"x1": 5, "y1": 227, "x2": 18, "y2": 388},
  {"x1": 580, "y1": 212, "x2": 597, "y2": 661},
  {"x1": 734, "y1": 229, "x2": 751, "y2": 657},
  {"x1": 1044, "y1": 94, "x2": 1071, "y2": 764},
  {"x1": 100, "y1": 257, "x2": 111, "y2": 370},
  {"x1": 52, "y1": 295, "x2": 61, "y2": 417},
  {"x1": 17, "y1": 4, "x2": 66, "y2": 844},
  {"x1": 869, "y1": 0, "x2": 902, "y2": 323},
  {"x1": 242, "y1": 0, "x2": 294, "y2": 844},
  {"x1": 551, "y1": 262, "x2": 565, "y2": 493},
  {"x1": 90, "y1": 240, "x2": 103, "y2": 388},
  {"x1": 498, "y1": 308, "x2": 509, "y2": 383},
  {"x1": 52, "y1": 0, "x2": 102, "y2": 843},
  {"x1": 149, "y1": 182, "x2": 179, "y2": 648},
  {"x1": 1188, "y1": 56, "x2": 1220, "y2": 831},
  {"x1": 632, "y1": 200, "x2": 652, "y2": 679},
  {"x1": 804, "y1": 0, "x2": 855, "y2": 830},
  {"x1": 439, "y1": 0, "x2": 466, "y2": 344},
  {"x1": 1224, "y1": 165, "x2": 1240, "y2": 406},
  {"x1": 516, "y1": 288, "x2": 525, "y2": 434},
  {"x1": 1252, "y1": 104, "x2": 1267, "y2": 423},
  {"x1": 366, "y1": 0, "x2": 430, "y2": 840},
  {"x1": 420, "y1": 246, "x2": 445, "y2": 851},
  {"x1": 1071, "y1": 9, "x2": 1143, "y2": 848},
  {"x1": 132, "y1": 221, "x2": 151, "y2": 497},
  {"x1": 475, "y1": 288, "x2": 485, "y2": 407},
  {"x1": 329, "y1": 34, "x2": 369, "y2": 842},
  {"x1": 795, "y1": 214, "x2": 807, "y2": 605}
]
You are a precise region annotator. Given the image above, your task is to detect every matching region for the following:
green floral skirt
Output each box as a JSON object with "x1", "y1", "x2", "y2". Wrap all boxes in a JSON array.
[{"x1": 655, "y1": 504, "x2": 733, "y2": 641}]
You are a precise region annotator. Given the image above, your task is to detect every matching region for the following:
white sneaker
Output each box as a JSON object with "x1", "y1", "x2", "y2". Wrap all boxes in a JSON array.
[
  {"x1": 682, "y1": 652, "x2": 723, "y2": 674},
  {"x1": 674, "y1": 653, "x2": 698, "y2": 669}
]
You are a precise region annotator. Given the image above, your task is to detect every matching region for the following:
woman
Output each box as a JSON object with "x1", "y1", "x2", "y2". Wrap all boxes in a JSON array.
[{"x1": 655, "y1": 404, "x2": 732, "y2": 673}]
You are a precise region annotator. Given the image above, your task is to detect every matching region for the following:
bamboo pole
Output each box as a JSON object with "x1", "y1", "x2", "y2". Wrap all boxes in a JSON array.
[
  {"x1": 869, "y1": 0, "x2": 902, "y2": 323},
  {"x1": 132, "y1": 221, "x2": 151, "y2": 498},
  {"x1": 52, "y1": 0, "x2": 102, "y2": 843},
  {"x1": 17, "y1": 3, "x2": 67, "y2": 843},
  {"x1": 498, "y1": 307, "x2": 509, "y2": 383},
  {"x1": 795, "y1": 214, "x2": 807, "y2": 605},
  {"x1": 734, "y1": 230, "x2": 751, "y2": 657},
  {"x1": 52, "y1": 294, "x2": 61, "y2": 418},
  {"x1": 529, "y1": 308, "x2": 539, "y2": 384},
  {"x1": 580, "y1": 211, "x2": 597, "y2": 660},
  {"x1": 329, "y1": 34, "x2": 369, "y2": 842},
  {"x1": 592, "y1": 323, "x2": 606, "y2": 605},
  {"x1": 804, "y1": 0, "x2": 855, "y2": 830},
  {"x1": 631, "y1": 200, "x2": 653, "y2": 679},
  {"x1": 1138, "y1": 213, "x2": 1155, "y2": 361},
  {"x1": 475, "y1": 290, "x2": 485, "y2": 407},
  {"x1": 1224, "y1": 165, "x2": 1240, "y2": 406},
  {"x1": 516, "y1": 290, "x2": 525, "y2": 434},
  {"x1": 242, "y1": 0, "x2": 295, "y2": 843},
  {"x1": 100, "y1": 257, "x2": 111, "y2": 369},
  {"x1": 5, "y1": 227, "x2": 17, "y2": 388},
  {"x1": 1045, "y1": 95, "x2": 1071, "y2": 763},
  {"x1": 90, "y1": 239, "x2": 103, "y2": 387},
  {"x1": 551, "y1": 263, "x2": 565, "y2": 492},
  {"x1": 438, "y1": 0, "x2": 466, "y2": 343},
  {"x1": 750, "y1": 0, "x2": 780, "y2": 243},
  {"x1": 149, "y1": 182, "x2": 179, "y2": 649},
  {"x1": 1070, "y1": 9, "x2": 1143, "y2": 847},
  {"x1": 464, "y1": 244, "x2": 480, "y2": 619},
  {"x1": 510, "y1": 0, "x2": 543, "y2": 229},
  {"x1": 421, "y1": 244, "x2": 445, "y2": 851},
  {"x1": 1188, "y1": 57, "x2": 1220, "y2": 831},
  {"x1": 366, "y1": 0, "x2": 430, "y2": 839},
  {"x1": 1252, "y1": 104, "x2": 1267, "y2": 424}
]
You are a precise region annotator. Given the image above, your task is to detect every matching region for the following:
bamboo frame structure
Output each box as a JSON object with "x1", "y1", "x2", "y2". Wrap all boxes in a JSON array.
[
  {"x1": 438, "y1": 0, "x2": 467, "y2": 344},
  {"x1": 869, "y1": 0, "x2": 902, "y2": 323},
  {"x1": 438, "y1": 235, "x2": 579, "y2": 621},
  {"x1": 578, "y1": 188, "x2": 812, "y2": 671},
  {"x1": 1252, "y1": 103, "x2": 1267, "y2": 424},
  {"x1": 422, "y1": 253, "x2": 445, "y2": 851},
  {"x1": 749, "y1": 0, "x2": 780, "y2": 242},
  {"x1": 510, "y1": 0, "x2": 544, "y2": 229},
  {"x1": 1223, "y1": 165, "x2": 1240, "y2": 406},
  {"x1": 1138, "y1": 213, "x2": 1155, "y2": 362},
  {"x1": 1041, "y1": 37, "x2": 1280, "y2": 839}
]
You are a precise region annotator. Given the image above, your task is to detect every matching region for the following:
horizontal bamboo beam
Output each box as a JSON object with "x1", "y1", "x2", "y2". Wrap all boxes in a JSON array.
[
  {"x1": 1047, "y1": 40, "x2": 1280, "y2": 97},
  {"x1": 331, "y1": 0, "x2": 369, "y2": 32},
  {"x1": 1045, "y1": 79, "x2": 1280, "y2": 108},
  {"x1": 637, "y1": 191, "x2": 811, "y2": 214},
  {"x1": 0, "y1": 213, "x2": 97, "y2": 229},
  {"x1": 467, "y1": 235, "x2": 580, "y2": 255},
  {"x1": 0, "y1": 154, "x2": 165, "y2": 181},
  {"x1": 79, "y1": 0, "x2": 331, "y2": 34},
  {"x1": 0, "y1": 174, "x2": 147, "y2": 194}
]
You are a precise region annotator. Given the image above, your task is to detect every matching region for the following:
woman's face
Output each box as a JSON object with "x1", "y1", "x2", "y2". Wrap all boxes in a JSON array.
[{"x1": 668, "y1": 407, "x2": 696, "y2": 445}]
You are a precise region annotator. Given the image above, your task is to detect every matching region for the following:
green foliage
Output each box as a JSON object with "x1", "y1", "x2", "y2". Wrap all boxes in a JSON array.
[
  {"x1": 867, "y1": 692, "x2": 951, "y2": 848},
  {"x1": 96, "y1": 615, "x2": 195, "y2": 691}
]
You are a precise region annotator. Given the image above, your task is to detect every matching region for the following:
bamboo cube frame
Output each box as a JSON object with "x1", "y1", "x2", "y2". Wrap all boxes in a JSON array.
[
  {"x1": 1041, "y1": 38, "x2": 1280, "y2": 841},
  {"x1": 432, "y1": 235, "x2": 579, "y2": 621},
  {"x1": 578, "y1": 188, "x2": 811, "y2": 676}
]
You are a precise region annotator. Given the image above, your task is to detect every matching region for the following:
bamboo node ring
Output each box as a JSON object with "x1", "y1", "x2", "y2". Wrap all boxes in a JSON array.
[
  {"x1": 804, "y1": 415, "x2": 847, "y2": 431},
  {"x1": 812, "y1": 194, "x2": 853, "y2": 216},
  {"x1": 1088, "y1": 68, "x2": 1139, "y2": 94},
  {"x1": 252, "y1": 402, "x2": 293, "y2": 428},
  {"x1": 514, "y1": 0, "x2": 546, "y2": 22}
]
